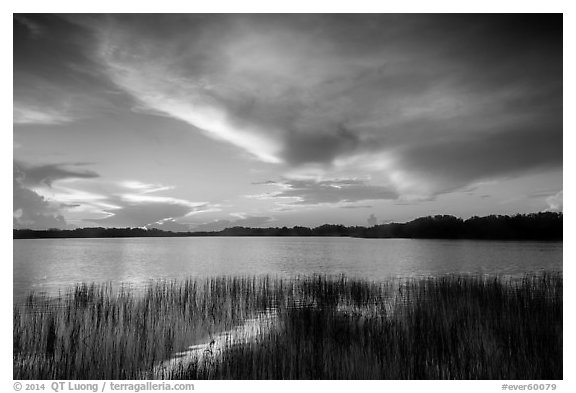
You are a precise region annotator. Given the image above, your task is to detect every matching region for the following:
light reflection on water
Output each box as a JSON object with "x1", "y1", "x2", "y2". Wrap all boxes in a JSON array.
[
  {"x1": 13, "y1": 237, "x2": 562, "y2": 301},
  {"x1": 151, "y1": 309, "x2": 279, "y2": 378}
]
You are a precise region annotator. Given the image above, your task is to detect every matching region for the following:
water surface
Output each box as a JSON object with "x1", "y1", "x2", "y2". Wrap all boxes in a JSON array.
[{"x1": 13, "y1": 237, "x2": 562, "y2": 300}]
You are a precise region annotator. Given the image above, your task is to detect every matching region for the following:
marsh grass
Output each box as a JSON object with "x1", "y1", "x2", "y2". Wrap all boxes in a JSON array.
[{"x1": 13, "y1": 273, "x2": 562, "y2": 379}]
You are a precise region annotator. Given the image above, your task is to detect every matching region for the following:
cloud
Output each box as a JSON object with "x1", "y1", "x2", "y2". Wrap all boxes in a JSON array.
[
  {"x1": 545, "y1": 191, "x2": 563, "y2": 212},
  {"x1": 13, "y1": 159, "x2": 210, "y2": 229},
  {"x1": 13, "y1": 165, "x2": 69, "y2": 229},
  {"x1": 13, "y1": 103, "x2": 75, "y2": 125},
  {"x1": 119, "y1": 194, "x2": 202, "y2": 207},
  {"x1": 73, "y1": 14, "x2": 561, "y2": 192},
  {"x1": 340, "y1": 205, "x2": 373, "y2": 209},
  {"x1": 262, "y1": 178, "x2": 398, "y2": 206},
  {"x1": 395, "y1": 124, "x2": 562, "y2": 195},
  {"x1": 282, "y1": 126, "x2": 360, "y2": 165},
  {"x1": 91, "y1": 202, "x2": 205, "y2": 228},
  {"x1": 86, "y1": 16, "x2": 283, "y2": 163},
  {"x1": 87, "y1": 184, "x2": 211, "y2": 228},
  {"x1": 85, "y1": 15, "x2": 376, "y2": 165},
  {"x1": 14, "y1": 15, "x2": 43, "y2": 38},
  {"x1": 118, "y1": 180, "x2": 174, "y2": 193},
  {"x1": 14, "y1": 15, "x2": 128, "y2": 127},
  {"x1": 13, "y1": 161, "x2": 104, "y2": 229},
  {"x1": 15, "y1": 161, "x2": 99, "y2": 187},
  {"x1": 251, "y1": 180, "x2": 279, "y2": 185}
]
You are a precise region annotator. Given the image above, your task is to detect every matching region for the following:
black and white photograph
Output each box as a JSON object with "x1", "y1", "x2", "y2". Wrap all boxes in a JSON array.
[{"x1": 11, "y1": 9, "x2": 565, "y2": 383}]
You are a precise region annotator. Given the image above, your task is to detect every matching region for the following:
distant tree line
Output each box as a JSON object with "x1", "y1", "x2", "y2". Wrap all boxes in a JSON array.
[{"x1": 13, "y1": 212, "x2": 562, "y2": 241}]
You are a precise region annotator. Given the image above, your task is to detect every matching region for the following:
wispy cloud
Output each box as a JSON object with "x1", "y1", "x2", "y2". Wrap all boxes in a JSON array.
[
  {"x1": 14, "y1": 15, "x2": 43, "y2": 38},
  {"x1": 92, "y1": 202, "x2": 210, "y2": 228},
  {"x1": 84, "y1": 178, "x2": 213, "y2": 228},
  {"x1": 14, "y1": 14, "x2": 128, "y2": 128},
  {"x1": 118, "y1": 180, "x2": 174, "y2": 194},
  {"x1": 13, "y1": 103, "x2": 75, "y2": 125},
  {"x1": 340, "y1": 205, "x2": 373, "y2": 209},
  {"x1": 119, "y1": 193, "x2": 204, "y2": 208},
  {"x1": 252, "y1": 177, "x2": 398, "y2": 206},
  {"x1": 13, "y1": 159, "x2": 214, "y2": 229},
  {"x1": 80, "y1": 184, "x2": 210, "y2": 227},
  {"x1": 94, "y1": 25, "x2": 283, "y2": 163}
]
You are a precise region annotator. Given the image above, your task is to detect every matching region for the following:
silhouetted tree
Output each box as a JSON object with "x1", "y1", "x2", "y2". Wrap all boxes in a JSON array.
[{"x1": 13, "y1": 212, "x2": 562, "y2": 241}]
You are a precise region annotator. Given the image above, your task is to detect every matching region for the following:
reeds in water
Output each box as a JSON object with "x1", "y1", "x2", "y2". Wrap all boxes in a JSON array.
[{"x1": 13, "y1": 273, "x2": 562, "y2": 379}]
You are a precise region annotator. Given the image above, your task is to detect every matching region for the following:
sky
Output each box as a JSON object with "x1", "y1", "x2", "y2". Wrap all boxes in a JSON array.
[{"x1": 13, "y1": 14, "x2": 563, "y2": 231}]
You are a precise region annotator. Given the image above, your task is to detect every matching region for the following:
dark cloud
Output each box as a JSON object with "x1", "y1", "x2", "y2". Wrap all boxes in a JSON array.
[
  {"x1": 14, "y1": 161, "x2": 99, "y2": 187},
  {"x1": 398, "y1": 122, "x2": 562, "y2": 193},
  {"x1": 13, "y1": 160, "x2": 102, "y2": 229},
  {"x1": 272, "y1": 178, "x2": 398, "y2": 205},
  {"x1": 13, "y1": 165, "x2": 68, "y2": 229},
  {"x1": 14, "y1": 14, "x2": 96, "y2": 82},
  {"x1": 14, "y1": 15, "x2": 43, "y2": 37},
  {"x1": 14, "y1": 14, "x2": 128, "y2": 125},
  {"x1": 59, "y1": 204, "x2": 81, "y2": 209},
  {"x1": 527, "y1": 190, "x2": 561, "y2": 199},
  {"x1": 282, "y1": 127, "x2": 359, "y2": 165}
]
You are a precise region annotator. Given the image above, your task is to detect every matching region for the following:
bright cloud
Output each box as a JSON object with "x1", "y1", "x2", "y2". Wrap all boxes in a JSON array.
[
  {"x1": 546, "y1": 191, "x2": 563, "y2": 212},
  {"x1": 118, "y1": 181, "x2": 174, "y2": 193}
]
